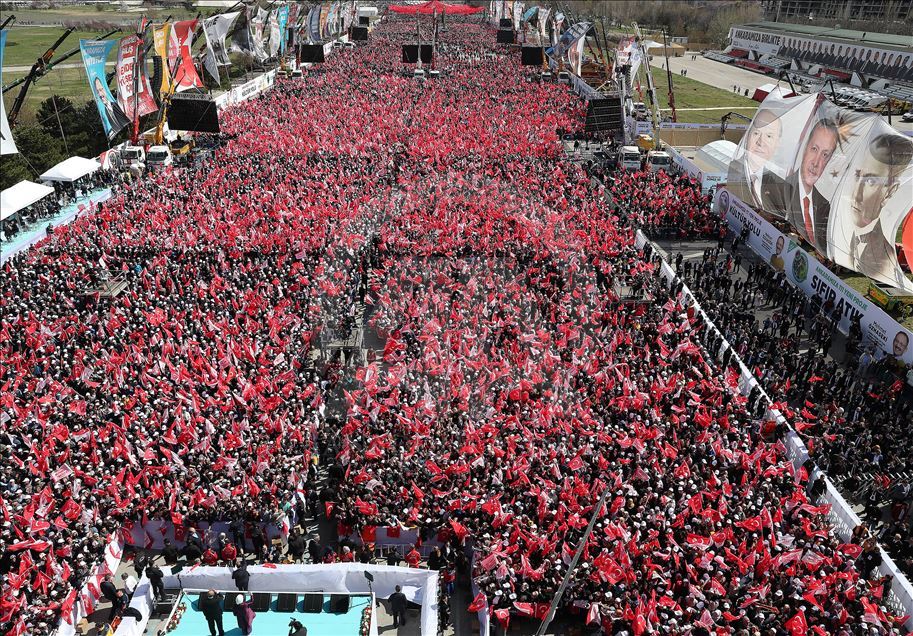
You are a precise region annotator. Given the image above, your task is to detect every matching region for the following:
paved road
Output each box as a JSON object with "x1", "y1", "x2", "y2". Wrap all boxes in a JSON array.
[
  {"x1": 654, "y1": 55, "x2": 773, "y2": 93},
  {"x1": 4, "y1": 61, "x2": 116, "y2": 73},
  {"x1": 654, "y1": 55, "x2": 913, "y2": 134}
]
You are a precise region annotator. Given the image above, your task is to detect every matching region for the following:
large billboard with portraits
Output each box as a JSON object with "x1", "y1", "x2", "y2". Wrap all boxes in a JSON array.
[
  {"x1": 716, "y1": 187, "x2": 913, "y2": 367},
  {"x1": 727, "y1": 26, "x2": 912, "y2": 82},
  {"x1": 727, "y1": 87, "x2": 913, "y2": 292}
]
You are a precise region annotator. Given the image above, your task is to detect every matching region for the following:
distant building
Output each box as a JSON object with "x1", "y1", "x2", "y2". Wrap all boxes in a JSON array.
[
  {"x1": 761, "y1": 0, "x2": 913, "y2": 28},
  {"x1": 727, "y1": 21, "x2": 913, "y2": 83}
]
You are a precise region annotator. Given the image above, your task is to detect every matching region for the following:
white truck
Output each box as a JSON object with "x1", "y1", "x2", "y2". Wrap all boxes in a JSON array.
[
  {"x1": 646, "y1": 150, "x2": 672, "y2": 173},
  {"x1": 620, "y1": 146, "x2": 642, "y2": 171},
  {"x1": 145, "y1": 145, "x2": 173, "y2": 170}
]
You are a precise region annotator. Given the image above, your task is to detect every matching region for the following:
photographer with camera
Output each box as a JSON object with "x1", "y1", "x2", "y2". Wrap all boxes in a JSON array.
[{"x1": 288, "y1": 617, "x2": 308, "y2": 636}]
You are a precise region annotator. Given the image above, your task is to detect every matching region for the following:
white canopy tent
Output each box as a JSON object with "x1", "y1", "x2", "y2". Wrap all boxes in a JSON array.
[
  {"x1": 39, "y1": 156, "x2": 100, "y2": 183},
  {"x1": 1, "y1": 180, "x2": 55, "y2": 221}
]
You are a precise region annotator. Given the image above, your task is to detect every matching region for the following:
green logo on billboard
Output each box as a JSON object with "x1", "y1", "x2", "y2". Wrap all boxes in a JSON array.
[{"x1": 791, "y1": 250, "x2": 809, "y2": 283}]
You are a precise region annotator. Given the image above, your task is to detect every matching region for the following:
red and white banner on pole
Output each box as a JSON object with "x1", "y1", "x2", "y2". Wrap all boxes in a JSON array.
[
  {"x1": 116, "y1": 35, "x2": 158, "y2": 118},
  {"x1": 169, "y1": 20, "x2": 205, "y2": 92}
]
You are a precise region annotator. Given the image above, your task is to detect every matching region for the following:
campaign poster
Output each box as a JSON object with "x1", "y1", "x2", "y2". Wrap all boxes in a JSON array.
[
  {"x1": 116, "y1": 34, "x2": 158, "y2": 119},
  {"x1": 80, "y1": 39, "x2": 130, "y2": 139}
]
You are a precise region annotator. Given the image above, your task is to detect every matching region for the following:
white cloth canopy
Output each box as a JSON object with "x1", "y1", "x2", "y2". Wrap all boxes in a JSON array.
[
  {"x1": 39, "y1": 156, "x2": 100, "y2": 183},
  {"x1": 1, "y1": 180, "x2": 55, "y2": 221}
]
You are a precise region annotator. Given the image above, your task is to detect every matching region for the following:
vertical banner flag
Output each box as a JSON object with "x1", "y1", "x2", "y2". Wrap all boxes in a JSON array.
[
  {"x1": 726, "y1": 87, "x2": 913, "y2": 291},
  {"x1": 319, "y1": 4, "x2": 331, "y2": 40},
  {"x1": 116, "y1": 35, "x2": 158, "y2": 119},
  {"x1": 616, "y1": 36, "x2": 643, "y2": 84},
  {"x1": 230, "y1": 9, "x2": 254, "y2": 55},
  {"x1": 152, "y1": 24, "x2": 173, "y2": 94},
  {"x1": 251, "y1": 8, "x2": 269, "y2": 61},
  {"x1": 325, "y1": 3, "x2": 339, "y2": 38},
  {"x1": 268, "y1": 10, "x2": 281, "y2": 58},
  {"x1": 202, "y1": 11, "x2": 240, "y2": 83},
  {"x1": 0, "y1": 30, "x2": 18, "y2": 155},
  {"x1": 170, "y1": 20, "x2": 205, "y2": 91},
  {"x1": 309, "y1": 5, "x2": 323, "y2": 43},
  {"x1": 538, "y1": 8, "x2": 550, "y2": 44},
  {"x1": 513, "y1": 1, "x2": 525, "y2": 30},
  {"x1": 80, "y1": 39, "x2": 130, "y2": 139},
  {"x1": 569, "y1": 29, "x2": 586, "y2": 75},
  {"x1": 286, "y1": 3, "x2": 300, "y2": 51},
  {"x1": 277, "y1": 4, "x2": 290, "y2": 55},
  {"x1": 546, "y1": 22, "x2": 590, "y2": 75}
]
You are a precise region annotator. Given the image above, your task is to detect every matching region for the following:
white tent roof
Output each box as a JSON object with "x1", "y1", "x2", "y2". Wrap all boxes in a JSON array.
[
  {"x1": 1, "y1": 181, "x2": 55, "y2": 221},
  {"x1": 694, "y1": 140, "x2": 739, "y2": 173},
  {"x1": 40, "y1": 156, "x2": 100, "y2": 183}
]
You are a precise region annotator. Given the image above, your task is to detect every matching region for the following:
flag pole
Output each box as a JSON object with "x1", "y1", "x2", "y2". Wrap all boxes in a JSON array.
[{"x1": 534, "y1": 484, "x2": 611, "y2": 636}]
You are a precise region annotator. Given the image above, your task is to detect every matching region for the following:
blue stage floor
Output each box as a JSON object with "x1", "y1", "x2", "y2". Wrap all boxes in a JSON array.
[
  {"x1": 170, "y1": 593, "x2": 369, "y2": 636},
  {"x1": 1, "y1": 188, "x2": 112, "y2": 263}
]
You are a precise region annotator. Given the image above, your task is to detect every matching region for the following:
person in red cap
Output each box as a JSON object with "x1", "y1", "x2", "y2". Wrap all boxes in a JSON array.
[
  {"x1": 221, "y1": 541, "x2": 238, "y2": 565},
  {"x1": 405, "y1": 545, "x2": 421, "y2": 569},
  {"x1": 202, "y1": 547, "x2": 219, "y2": 566}
]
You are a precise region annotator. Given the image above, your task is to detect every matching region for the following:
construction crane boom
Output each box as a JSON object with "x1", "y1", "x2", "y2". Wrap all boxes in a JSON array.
[
  {"x1": 2, "y1": 28, "x2": 121, "y2": 94},
  {"x1": 631, "y1": 22, "x2": 661, "y2": 143},
  {"x1": 6, "y1": 27, "x2": 75, "y2": 127}
]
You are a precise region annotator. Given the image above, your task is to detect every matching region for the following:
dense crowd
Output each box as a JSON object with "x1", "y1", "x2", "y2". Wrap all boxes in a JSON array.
[
  {"x1": 675, "y1": 237, "x2": 913, "y2": 581},
  {"x1": 0, "y1": 13, "x2": 909, "y2": 636}
]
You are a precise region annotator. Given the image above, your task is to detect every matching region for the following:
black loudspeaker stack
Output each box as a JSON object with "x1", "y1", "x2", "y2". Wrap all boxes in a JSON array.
[
  {"x1": 585, "y1": 94, "x2": 625, "y2": 134},
  {"x1": 521, "y1": 47, "x2": 543, "y2": 66},
  {"x1": 298, "y1": 44, "x2": 325, "y2": 64},
  {"x1": 252, "y1": 592, "x2": 272, "y2": 612},
  {"x1": 302, "y1": 593, "x2": 323, "y2": 613},
  {"x1": 329, "y1": 594, "x2": 350, "y2": 613},
  {"x1": 401, "y1": 44, "x2": 433, "y2": 63},
  {"x1": 276, "y1": 593, "x2": 298, "y2": 612},
  {"x1": 350, "y1": 26, "x2": 368, "y2": 41},
  {"x1": 496, "y1": 29, "x2": 514, "y2": 44},
  {"x1": 499, "y1": 18, "x2": 512, "y2": 28}
]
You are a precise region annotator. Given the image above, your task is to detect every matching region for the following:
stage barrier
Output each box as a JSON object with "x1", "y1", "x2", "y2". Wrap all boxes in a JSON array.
[
  {"x1": 56, "y1": 537, "x2": 124, "y2": 636},
  {"x1": 148, "y1": 563, "x2": 437, "y2": 636}
]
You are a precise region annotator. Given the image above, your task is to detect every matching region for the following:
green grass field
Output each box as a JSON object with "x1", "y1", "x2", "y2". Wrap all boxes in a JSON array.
[
  {"x1": 649, "y1": 64, "x2": 759, "y2": 124},
  {"x1": 2, "y1": 27, "x2": 111, "y2": 68},
  {"x1": 7, "y1": 5, "x2": 200, "y2": 26}
]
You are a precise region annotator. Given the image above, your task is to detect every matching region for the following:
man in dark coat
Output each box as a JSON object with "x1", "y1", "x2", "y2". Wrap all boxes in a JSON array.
[
  {"x1": 779, "y1": 118, "x2": 840, "y2": 253},
  {"x1": 162, "y1": 539, "x2": 179, "y2": 565},
  {"x1": 232, "y1": 561, "x2": 251, "y2": 591},
  {"x1": 100, "y1": 574, "x2": 118, "y2": 604},
  {"x1": 388, "y1": 585, "x2": 408, "y2": 627},
  {"x1": 147, "y1": 563, "x2": 165, "y2": 600},
  {"x1": 199, "y1": 589, "x2": 226, "y2": 636}
]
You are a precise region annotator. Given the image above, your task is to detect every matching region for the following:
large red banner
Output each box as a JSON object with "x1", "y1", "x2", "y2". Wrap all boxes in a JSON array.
[
  {"x1": 116, "y1": 35, "x2": 158, "y2": 118},
  {"x1": 169, "y1": 20, "x2": 205, "y2": 92}
]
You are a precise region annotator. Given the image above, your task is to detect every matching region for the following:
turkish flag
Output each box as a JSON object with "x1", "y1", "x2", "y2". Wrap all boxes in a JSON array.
[
  {"x1": 467, "y1": 592, "x2": 486, "y2": 613},
  {"x1": 785, "y1": 609, "x2": 808, "y2": 635}
]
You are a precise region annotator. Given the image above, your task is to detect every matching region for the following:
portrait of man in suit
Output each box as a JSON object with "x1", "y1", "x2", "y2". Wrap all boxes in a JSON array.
[
  {"x1": 758, "y1": 115, "x2": 842, "y2": 251},
  {"x1": 726, "y1": 108, "x2": 782, "y2": 209},
  {"x1": 846, "y1": 133, "x2": 913, "y2": 285}
]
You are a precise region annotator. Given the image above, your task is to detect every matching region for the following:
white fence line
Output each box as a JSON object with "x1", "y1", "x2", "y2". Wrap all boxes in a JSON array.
[{"x1": 636, "y1": 228, "x2": 913, "y2": 631}]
